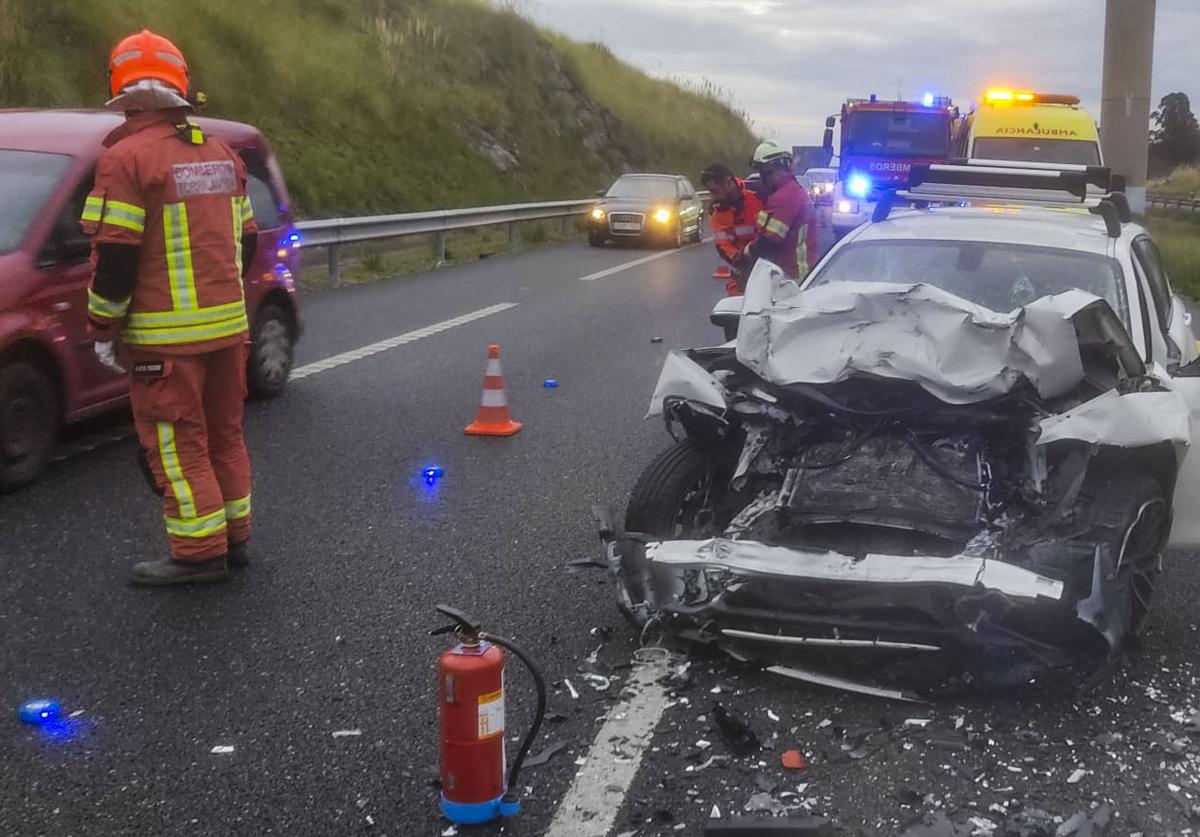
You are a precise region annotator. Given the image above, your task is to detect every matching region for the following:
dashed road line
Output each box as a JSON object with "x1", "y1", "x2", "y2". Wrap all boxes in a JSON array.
[
  {"x1": 290, "y1": 302, "x2": 519, "y2": 380},
  {"x1": 577, "y1": 240, "x2": 707, "y2": 282},
  {"x1": 544, "y1": 658, "x2": 671, "y2": 837}
]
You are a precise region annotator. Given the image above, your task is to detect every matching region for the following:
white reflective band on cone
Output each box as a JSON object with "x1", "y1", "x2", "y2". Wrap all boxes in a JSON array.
[
  {"x1": 481, "y1": 389, "x2": 508, "y2": 407},
  {"x1": 485, "y1": 359, "x2": 503, "y2": 376}
]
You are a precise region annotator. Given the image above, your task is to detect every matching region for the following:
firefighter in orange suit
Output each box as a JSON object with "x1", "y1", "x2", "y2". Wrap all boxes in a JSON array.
[
  {"x1": 700, "y1": 163, "x2": 763, "y2": 295},
  {"x1": 83, "y1": 30, "x2": 257, "y2": 586}
]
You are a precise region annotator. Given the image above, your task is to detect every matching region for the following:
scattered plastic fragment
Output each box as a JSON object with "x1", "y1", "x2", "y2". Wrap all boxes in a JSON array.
[
  {"x1": 210, "y1": 745, "x2": 235, "y2": 754},
  {"x1": 1066, "y1": 768, "x2": 1086, "y2": 784},
  {"x1": 650, "y1": 337, "x2": 664, "y2": 343},
  {"x1": 524, "y1": 740, "x2": 566, "y2": 768},
  {"x1": 995, "y1": 808, "x2": 1055, "y2": 837},
  {"x1": 563, "y1": 679, "x2": 579, "y2": 700},
  {"x1": 421, "y1": 466, "x2": 444, "y2": 485},
  {"x1": 580, "y1": 673, "x2": 611, "y2": 691},
  {"x1": 18, "y1": 699, "x2": 61, "y2": 725},
  {"x1": 744, "y1": 792, "x2": 784, "y2": 814},
  {"x1": 817, "y1": 718, "x2": 832, "y2": 729},
  {"x1": 68, "y1": 709, "x2": 84, "y2": 719},
  {"x1": 710, "y1": 804, "x2": 722, "y2": 819},
  {"x1": 543, "y1": 379, "x2": 559, "y2": 389},
  {"x1": 696, "y1": 739, "x2": 712, "y2": 750},
  {"x1": 766, "y1": 709, "x2": 780, "y2": 722},
  {"x1": 332, "y1": 729, "x2": 362, "y2": 738},
  {"x1": 573, "y1": 756, "x2": 587, "y2": 766},
  {"x1": 905, "y1": 718, "x2": 932, "y2": 728},
  {"x1": 441, "y1": 827, "x2": 458, "y2": 837},
  {"x1": 713, "y1": 703, "x2": 760, "y2": 756},
  {"x1": 781, "y1": 750, "x2": 808, "y2": 770}
]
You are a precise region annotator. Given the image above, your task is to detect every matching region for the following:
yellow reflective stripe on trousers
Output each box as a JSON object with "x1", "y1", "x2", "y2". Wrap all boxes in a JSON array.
[
  {"x1": 224, "y1": 495, "x2": 251, "y2": 521},
  {"x1": 124, "y1": 311, "x2": 249, "y2": 346},
  {"x1": 156, "y1": 422, "x2": 196, "y2": 519},
  {"x1": 165, "y1": 507, "x2": 228, "y2": 538},
  {"x1": 163, "y1": 203, "x2": 197, "y2": 310},
  {"x1": 81, "y1": 195, "x2": 104, "y2": 223},
  {"x1": 765, "y1": 218, "x2": 790, "y2": 238},
  {"x1": 103, "y1": 200, "x2": 146, "y2": 233},
  {"x1": 87, "y1": 288, "x2": 131, "y2": 319},
  {"x1": 239, "y1": 195, "x2": 255, "y2": 225}
]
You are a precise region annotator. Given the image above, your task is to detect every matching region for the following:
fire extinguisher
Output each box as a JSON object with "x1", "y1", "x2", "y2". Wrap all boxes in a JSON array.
[{"x1": 432, "y1": 604, "x2": 546, "y2": 826}]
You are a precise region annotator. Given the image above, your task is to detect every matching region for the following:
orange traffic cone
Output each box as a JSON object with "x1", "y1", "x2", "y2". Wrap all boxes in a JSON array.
[{"x1": 465, "y1": 344, "x2": 523, "y2": 437}]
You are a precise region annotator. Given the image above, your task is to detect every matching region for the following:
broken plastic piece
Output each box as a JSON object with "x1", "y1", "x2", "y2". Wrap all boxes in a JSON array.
[
  {"x1": 210, "y1": 745, "x2": 235, "y2": 754},
  {"x1": 331, "y1": 729, "x2": 362, "y2": 738},
  {"x1": 650, "y1": 336, "x2": 664, "y2": 343},
  {"x1": 18, "y1": 699, "x2": 60, "y2": 725},
  {"x1": 523, "y1": 740, "x2": 566, "y2": 768},
  {"x1": 781, "y1": 750, "x2": 808, "y2": 770},
  {"x1": 543, "y1": 379, "x2": 559, "y2": 389},
  {"x1": 713, "y1": 703, "x2": 760, "y2": 756}
]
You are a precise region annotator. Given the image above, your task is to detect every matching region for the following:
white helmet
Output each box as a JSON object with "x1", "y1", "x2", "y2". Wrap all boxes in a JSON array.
[{"x1": 751, "y1": 139, "x2": 793, "y2": 170}]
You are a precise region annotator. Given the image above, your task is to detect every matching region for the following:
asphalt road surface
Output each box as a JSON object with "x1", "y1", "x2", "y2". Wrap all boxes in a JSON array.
[{"x1": 3, "y1": 239, "x2": 1200, "y2": 837}]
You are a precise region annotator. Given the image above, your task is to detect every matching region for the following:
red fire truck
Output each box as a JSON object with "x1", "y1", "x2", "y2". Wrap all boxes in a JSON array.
[{"x1": 825, "y1": 94, "x2": 961, "y2": 238}]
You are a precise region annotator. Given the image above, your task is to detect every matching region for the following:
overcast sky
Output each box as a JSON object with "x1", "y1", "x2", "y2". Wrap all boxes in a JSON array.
[{"x1": 524, "y1": 0, "x2": 1198, "y2": 146}]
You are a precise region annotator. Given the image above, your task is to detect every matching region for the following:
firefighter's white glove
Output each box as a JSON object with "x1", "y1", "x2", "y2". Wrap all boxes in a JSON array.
[{"x1": 94, "y1": 340, "x2": 126, "y2": 375}]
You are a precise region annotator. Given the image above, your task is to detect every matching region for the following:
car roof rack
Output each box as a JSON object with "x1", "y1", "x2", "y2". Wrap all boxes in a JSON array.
[{"x1": 872, "y1": 160, "x2": 1130, "y2": 237}]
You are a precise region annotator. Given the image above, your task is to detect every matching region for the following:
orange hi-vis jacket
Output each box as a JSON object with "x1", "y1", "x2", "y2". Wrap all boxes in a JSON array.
[
  {"x1": 82, "y1": 110, "x2": 256, "y2": 355},
  {"x1": 708, "y1": 180, "x2": 763, "y2": 267}
]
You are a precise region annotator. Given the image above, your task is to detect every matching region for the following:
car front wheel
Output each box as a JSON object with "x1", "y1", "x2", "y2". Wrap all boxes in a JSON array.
[
  {"x1": 0, "y1": 360, "x2": 59, "y2": 493},
  {"x1": 247, "y1": 303, "x2": 295, "y2": 399}
]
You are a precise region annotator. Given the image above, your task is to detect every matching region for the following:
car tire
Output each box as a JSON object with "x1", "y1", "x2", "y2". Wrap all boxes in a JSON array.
[
  {"x1": 588, "y1": 230, "x2": 606, "y2": 248},
  {"x1": 625, "y1": 438, "x2": 730, "y2": 539},
  {"x1": 0, "y1": 361, "x2": 59, "y2": 493},
  {"x1": 247, "y1": 303, "x2": 295, "y2": 400},
  {"x1": 1082, "y1": 471, "x2": 1169, "y2": 639},
  {"x1": 690, "y1": 219, "x2": 703, "y2": 244}
]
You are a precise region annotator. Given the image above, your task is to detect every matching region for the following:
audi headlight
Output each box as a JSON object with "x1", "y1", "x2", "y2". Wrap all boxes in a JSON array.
[
  {"x1": 591, "y1": 208, "x2": 605, "y2": 220},
  {"x1": 653, "y1": 208, "x2": 672, "y2": 224}
]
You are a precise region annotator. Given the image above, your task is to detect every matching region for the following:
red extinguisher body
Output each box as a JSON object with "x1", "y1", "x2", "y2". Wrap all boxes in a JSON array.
[{"x1": 439, "y1": 640, "x2": 507, "y2": 823}]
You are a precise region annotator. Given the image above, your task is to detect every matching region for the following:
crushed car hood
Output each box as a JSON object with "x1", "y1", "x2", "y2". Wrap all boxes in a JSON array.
[{"x1": 734, "y1": 261, "x2": 1141, "y2": 405}]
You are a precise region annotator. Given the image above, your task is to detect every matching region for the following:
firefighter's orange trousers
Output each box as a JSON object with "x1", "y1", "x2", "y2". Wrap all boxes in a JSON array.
[{"x1": 128, "y1": 343, "x2": 252, "y2": 562}]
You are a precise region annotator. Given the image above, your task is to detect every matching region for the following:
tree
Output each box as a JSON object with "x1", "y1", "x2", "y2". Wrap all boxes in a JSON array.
[{"x1": 1150, "y1": 92, "x2": 1200, "y2": 168}]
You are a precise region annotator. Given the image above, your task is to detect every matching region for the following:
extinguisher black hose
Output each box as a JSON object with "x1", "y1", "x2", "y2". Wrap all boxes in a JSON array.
[{"x1": 479, "y1": 632, "x2": 547, "y2": 795}]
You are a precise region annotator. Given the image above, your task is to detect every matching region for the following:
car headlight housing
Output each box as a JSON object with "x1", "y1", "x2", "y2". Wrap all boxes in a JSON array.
[
  {"x1": 837, "y1": 200, "x2": 858, "y2": 214},
  {"x1": 591, "y1": 208, "x2": 605, "y2": 220},
  {"x1": 653, "y1": 208, "x2": 672, "y2": 224}
]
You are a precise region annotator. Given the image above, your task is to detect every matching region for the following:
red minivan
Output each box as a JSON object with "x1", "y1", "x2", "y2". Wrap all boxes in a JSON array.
[{"x1": 0, "y1": 110, "x2": 301, "y2": 491}]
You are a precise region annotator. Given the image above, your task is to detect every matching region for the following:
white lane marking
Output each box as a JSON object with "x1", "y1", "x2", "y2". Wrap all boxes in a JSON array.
[
  {"x1": 291, "y1": 302, "x2": 519, "y2": 380},
  {"x1": 577, "y1": 240, "x2": 708, "y2": 282},
  {"x1": 544, "y1": 659, "x2": 670, "y2": 837}
]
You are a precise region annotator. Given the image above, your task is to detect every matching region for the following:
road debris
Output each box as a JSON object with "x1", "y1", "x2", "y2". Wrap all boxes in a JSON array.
[
  {"x1": 210, "y1": 745, "x2": 235, "y2": 754},
  {"x1": 331, "y1": 729, "x2": 362, "y2": 738},
  {"x1": 1066, "y1": 768, "x2": 1086, "y2": 784},
  {"x1": 713, "y1": 703, "x2": 760, "y2": 756},
  {"x1": 563, "y1": 678, "x2": 580, "y2": 700},
  {"x1": 781, "y1": 749, "x2": 808, "y2": 770},
  {"x1": 523, "y1": 740, "x2": 566, "y2": 768}
]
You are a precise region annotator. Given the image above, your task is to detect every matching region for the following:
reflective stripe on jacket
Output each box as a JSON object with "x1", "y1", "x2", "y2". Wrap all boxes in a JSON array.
[
  {"x1": 750, "y1": 177, "x2": 810, "y2": 279},
  {"x1": 708, "y1": 181, "x2": 763, "y2": 266},
  {"x1": 82, "y1": 110, "x2": 257, "y2": 354}
]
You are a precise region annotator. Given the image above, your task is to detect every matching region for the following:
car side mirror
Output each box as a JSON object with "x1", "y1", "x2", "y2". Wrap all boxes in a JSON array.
[{"x1": 1173, "y1": 355, "x2": 1200, "y2": 378}]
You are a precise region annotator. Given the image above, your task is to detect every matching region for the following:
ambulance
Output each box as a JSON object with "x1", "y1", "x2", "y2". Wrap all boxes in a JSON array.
[{"x1": 956, "y1": 89, "x2": 1102, "y2": 166}]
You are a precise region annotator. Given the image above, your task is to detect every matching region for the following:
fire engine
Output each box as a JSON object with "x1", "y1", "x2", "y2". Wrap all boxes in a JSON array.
[{"x1": 824, "y1": 94, "x2": 961, "y2": 238}]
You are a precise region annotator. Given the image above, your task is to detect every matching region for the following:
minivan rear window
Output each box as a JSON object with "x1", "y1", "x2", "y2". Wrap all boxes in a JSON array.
[{"x1": 0, "y1": 150, "x2": 72, "y2": 254}]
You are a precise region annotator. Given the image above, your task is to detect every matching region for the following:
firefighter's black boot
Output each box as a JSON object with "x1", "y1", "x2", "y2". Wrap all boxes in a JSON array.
[
  {"x1": 130, "y1": 556, "x2": 229, "y2": 587},
  {"x1": 227, "y1": 541, "x2": 250, "y2": 568}
]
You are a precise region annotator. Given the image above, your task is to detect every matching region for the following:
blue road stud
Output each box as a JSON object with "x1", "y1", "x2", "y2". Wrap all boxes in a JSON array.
[
  {"x1": 543, "y1": 379, "x2": 559, "y2": 389},
  {"x1": 422, "y1": 466, "x2": 444, "y2": 485},
  {"x1": 18, "y1": 699, "x2": 61, "y2": 725}
]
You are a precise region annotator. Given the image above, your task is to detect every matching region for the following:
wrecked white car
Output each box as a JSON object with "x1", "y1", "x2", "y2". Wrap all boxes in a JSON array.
[{"x1": 604, "y1": 166, "x2": 1200, "y2": 697}]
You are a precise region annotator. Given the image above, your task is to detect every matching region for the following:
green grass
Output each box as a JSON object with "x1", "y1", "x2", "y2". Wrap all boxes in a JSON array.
[
  {"x1": 1146, "y1": 211, "x2": 1200, "y2": 299},
  {"x1": 1150, "y1": 166, "x2": 1200, "y2": 198},
  {"x1": 0, "y1": 0, "x2": 756, "y2": 218}
]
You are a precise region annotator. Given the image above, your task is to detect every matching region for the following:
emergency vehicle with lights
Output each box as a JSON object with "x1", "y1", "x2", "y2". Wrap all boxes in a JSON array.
[
  {"x1": 956, "y1": 89, "x2": 1103, "y2": 166},
  {"x1": 0, "y1": 109, "x2": 301, "y2": 491},
  {"x1": 826, "y1": 94, "x2": 961, "y2": 238}
]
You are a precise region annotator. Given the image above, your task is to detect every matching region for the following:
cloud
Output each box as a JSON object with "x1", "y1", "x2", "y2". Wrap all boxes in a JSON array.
[{"x1": 524, "y1": 0, "x2": 1198, "y2": 144}]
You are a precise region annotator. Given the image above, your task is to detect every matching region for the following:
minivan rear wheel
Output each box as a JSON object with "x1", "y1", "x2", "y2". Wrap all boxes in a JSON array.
[
  {"x1": 0, "y1": 361, "x2": 59, "y2": 492},
  {"x1": 247, "y1": 303, "x2": 295, "y2": 399}
]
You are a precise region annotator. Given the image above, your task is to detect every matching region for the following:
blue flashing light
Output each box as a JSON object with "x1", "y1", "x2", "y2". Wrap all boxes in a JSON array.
[
  {"x1": 18, "y1": 699, "x2": 61, "y2": 725},
  {"x1": 922, "y1": 92, "x2": 935, "y2": 107},
  {"x1": 543, "y1": 379, "x2": 559, "y2": 389},
  {"x1": 422, "y1": 466, "x2": 444, "y2": 485},
  {"x1": 286, "y1": 231, "x2": 302, "y2": 249},
  {"x1": 847, "y1": 174, "x2": 871, "y2": 199}
]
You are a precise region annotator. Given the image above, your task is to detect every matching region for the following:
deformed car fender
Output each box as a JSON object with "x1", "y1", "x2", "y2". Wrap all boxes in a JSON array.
[{"x1": 647, "y1": 351, "x2": 728, "y2": 418}]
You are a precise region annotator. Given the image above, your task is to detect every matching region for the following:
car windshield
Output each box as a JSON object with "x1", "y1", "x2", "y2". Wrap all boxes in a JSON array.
[
  {"x1": 973, "y1": 137, "x2": 1101, "y2": 166},
  {"x1": 808, "y1": 239, "x2": 1128, "y2": 323},
  {"x1": 606, "y1": 177, "x2": 675, "y2": 201},
  {"x1": 0, "y1": 150, "x2": 73, "y2": 254},
  {"x1": 845, "y1": 111, "x2": 951, "y2": 158}
]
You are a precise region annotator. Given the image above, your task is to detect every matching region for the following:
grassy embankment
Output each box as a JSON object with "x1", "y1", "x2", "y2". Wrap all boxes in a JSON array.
[
  {"x1": 0, "y1": 0, "x2": 757, "y2": 286},
  {"x1": 1146, "y1": 167, "x2": 1200, "y2": 298}
]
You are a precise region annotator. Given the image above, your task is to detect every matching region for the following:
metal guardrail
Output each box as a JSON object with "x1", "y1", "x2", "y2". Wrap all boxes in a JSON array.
[
  {"x1": 1148, "y1": 194, "x2": 1200, "y2": 213},
  {"x1": 294, "y1": 192, "x2": 710, "y2": 287}
]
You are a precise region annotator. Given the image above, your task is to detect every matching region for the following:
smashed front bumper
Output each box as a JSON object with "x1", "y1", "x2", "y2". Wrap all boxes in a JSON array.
[{"x1": 604, "y1": 532, "x2": 1123, "y2": 695}]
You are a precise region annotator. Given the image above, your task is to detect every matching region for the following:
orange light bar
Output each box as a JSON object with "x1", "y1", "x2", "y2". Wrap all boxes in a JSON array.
[
  {"x1": 985, "y1": 89, "x2": 1014, "y2": 102},
  {"x1": 985, "y1": 89, "x2": 1081, "y2": 106},
  {"x1": 1015, "y1": 92, "x2": 1035, "y2": 102}
]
